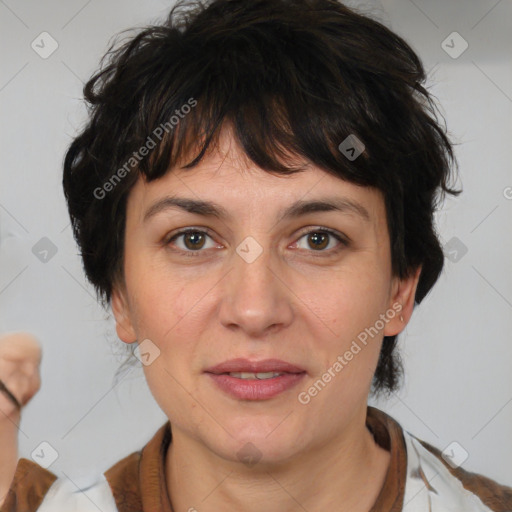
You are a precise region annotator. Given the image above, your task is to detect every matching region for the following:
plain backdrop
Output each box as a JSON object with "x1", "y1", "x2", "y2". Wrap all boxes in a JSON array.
[{"x1": 1, "y1": 0, "x2": 511, "y2": 487}]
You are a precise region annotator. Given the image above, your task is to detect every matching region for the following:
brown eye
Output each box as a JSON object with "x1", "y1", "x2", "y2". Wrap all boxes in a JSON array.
[
  {"x1": 166, "y1": 229, "x2": 217, "y2": 255},
  {"x1": 307, "y1": 232, "x2": 329, "y2": 250},
  {"x1": 295, "y1": 228, "x2": 348, "y2": 255},
  {"x1": 182, "y1": 232, "x2": 206, "y2": 250}
]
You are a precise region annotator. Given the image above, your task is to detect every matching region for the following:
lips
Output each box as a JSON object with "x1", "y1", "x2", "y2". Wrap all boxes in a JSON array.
[
  {"x1": 205, "y1": 358, "x2": 306, "y2": 375},
  {"x1": 204, "y1": 358, "x2": 306, "y2": 400}
]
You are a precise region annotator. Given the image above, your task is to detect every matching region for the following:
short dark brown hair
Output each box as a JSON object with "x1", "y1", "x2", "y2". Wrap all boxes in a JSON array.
[{"x1": 62, "y1": 0, "x2": 460, "y2": 395}]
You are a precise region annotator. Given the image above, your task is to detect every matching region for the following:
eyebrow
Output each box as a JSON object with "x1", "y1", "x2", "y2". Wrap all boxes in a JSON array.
[{"x1": 143, "y1": 195, "x2": 371, "y2": 224}]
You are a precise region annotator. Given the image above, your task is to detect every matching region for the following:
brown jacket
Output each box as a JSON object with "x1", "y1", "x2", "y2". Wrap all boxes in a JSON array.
[{"x1": 2, "y1": 407, "x2": 511, "y2": 511}]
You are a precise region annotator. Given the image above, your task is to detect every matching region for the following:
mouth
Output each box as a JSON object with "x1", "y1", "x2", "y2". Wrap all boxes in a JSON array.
[
  {"x1": 225, "y1": 371, "x2": 285, "y2": 380},
  {"x1": 205, "y1": 358, "x2": 306, "y2": 375},
  {"x1": 204, "y1": 358, "x2": 306, "y2": 400}
]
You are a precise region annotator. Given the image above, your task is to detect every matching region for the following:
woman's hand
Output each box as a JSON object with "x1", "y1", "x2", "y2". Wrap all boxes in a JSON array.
[{"x1": 0, "y1": 332, "x2": 42, "y2": 420}]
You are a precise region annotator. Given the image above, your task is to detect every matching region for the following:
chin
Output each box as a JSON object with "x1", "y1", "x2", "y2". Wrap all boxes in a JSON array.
[
  {"x1": 211, "y1": 414, "x2": 307, "y2": 465},
  {"x1": 215, "y1": 437, "x2": 302, "y2": 469}
]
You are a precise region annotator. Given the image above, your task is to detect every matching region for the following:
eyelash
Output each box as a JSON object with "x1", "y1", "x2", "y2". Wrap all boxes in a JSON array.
[{"x1": 164, "y1": 227, "x2": 349, "y2": 258}]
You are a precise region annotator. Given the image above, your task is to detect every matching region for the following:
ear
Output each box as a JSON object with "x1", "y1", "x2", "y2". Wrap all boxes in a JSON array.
[
  {"x1": 111, "y1": 285, "x2": 137, "y2": 344},
  {"x1": 383, "y1": 265, "x2": 422, "y2": 337}
]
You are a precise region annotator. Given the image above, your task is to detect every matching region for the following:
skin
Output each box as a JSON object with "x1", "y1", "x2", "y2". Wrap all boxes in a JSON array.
[
  {"x1": 112, "y1": 127, "x2": 421, "y2": 512},
  {"x1": 0, "y1": 332, "x2": 41, "y2": 506}
]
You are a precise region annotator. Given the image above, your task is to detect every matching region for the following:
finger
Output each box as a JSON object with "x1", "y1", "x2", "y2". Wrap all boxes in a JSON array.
[{"x1": 0, "y1": 332, "x2": 42, "y2": 362}]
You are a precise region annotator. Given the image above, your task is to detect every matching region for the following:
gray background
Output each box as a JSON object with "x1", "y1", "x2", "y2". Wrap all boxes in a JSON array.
[{"x1": 1, "y1": 0, "x2": 511, "y2": 489}]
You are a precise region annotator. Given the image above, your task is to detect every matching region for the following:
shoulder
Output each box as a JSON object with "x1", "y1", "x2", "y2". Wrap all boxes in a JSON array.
[
  {"x1": 2, "y1": 423, "x2": 169, "y2": 512},
  {"x1": 1, "y1": 458, "x2": 56, "y2": 512},
  {"x1": 367, "y1": 407, "x2": 512, "y2": 511},
  {"x1": 401, "y1": 429, "x2": 512, "y2": 511},
  {"x1": 2, "y1": 458, "x2": 123, "y2": 512},
  {"x1": 28, "y1": 450, "x2": 146, "y2": 512},
  {"x1": 1, "y1": 458, "x2": 119, "y2": 512}
]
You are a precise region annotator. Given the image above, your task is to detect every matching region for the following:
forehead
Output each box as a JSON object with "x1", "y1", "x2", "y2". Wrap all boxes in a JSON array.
[{"x1": 126, "y1": 130, "x2": 388, "y2": 233}]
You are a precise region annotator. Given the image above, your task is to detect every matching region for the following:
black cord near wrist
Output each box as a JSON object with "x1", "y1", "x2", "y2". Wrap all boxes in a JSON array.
[{"x1": 0, "y1": 380, "x2": 21, "y2": 410}]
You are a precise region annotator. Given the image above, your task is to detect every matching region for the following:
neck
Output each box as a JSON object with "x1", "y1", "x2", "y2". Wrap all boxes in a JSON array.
[{"x1": 165, "y1": 407, "x2": 390, "y2": 512}]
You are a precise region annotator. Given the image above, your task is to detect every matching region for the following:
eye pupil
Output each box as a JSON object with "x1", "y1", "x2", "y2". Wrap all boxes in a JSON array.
[
  {"x1": 184, "y1": 232, "x2": 205, "y2": 250},
  {"x1": 308, "y1": 232, "x2": 328, "y2": 250}
]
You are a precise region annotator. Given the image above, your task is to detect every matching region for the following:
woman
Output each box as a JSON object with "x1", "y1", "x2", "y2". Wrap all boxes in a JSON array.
[{"x1": 2, "y1": 0, "x2": 511, "y2": 510}]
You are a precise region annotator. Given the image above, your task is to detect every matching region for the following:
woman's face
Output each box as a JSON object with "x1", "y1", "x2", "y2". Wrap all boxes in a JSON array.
[{"x1": 112, "y1": 130, "x2": 420, "y2": 465}]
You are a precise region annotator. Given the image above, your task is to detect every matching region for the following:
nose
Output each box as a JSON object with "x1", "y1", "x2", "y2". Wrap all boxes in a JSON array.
[{"x1": 217, "y1": 240, "x2": 294, "y2": 338}]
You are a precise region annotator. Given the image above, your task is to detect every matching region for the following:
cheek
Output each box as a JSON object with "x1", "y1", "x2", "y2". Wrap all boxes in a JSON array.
[
  {"x1": 133, "y1": 284, "x2": 195, "y2": 348},
  {"x1": 299, "y1": 263, "x2": 391, "y2": 337},
  {"x1": 295, "y1": 274, "x2": 388, "y2": 406},
  {"x1": 124, "y1": 252, "x2": 199, "y2": 335},
  {"x1": 132, "y1": 276, "x2": 207, "y2": 421},
  {"x1": 290, "y1": 266, "x2": 391, "y2": 401},
  {"x1": 128, "y1": 271, "x2": 214, "y2": 383}
]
